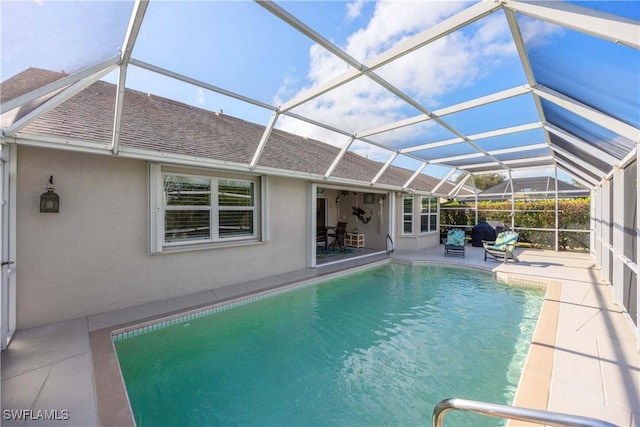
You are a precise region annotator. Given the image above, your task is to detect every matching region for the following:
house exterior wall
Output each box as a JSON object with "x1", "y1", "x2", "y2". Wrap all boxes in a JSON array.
[
  {"x1": 393, "y1": 194, "x2": 440, "y2": 250},
  {"x1": 16, "y1": 145, "x2": 308, "y2": 328},
  {"x1": 394, "y1": 232, "x2": 440, "y2": 250}
]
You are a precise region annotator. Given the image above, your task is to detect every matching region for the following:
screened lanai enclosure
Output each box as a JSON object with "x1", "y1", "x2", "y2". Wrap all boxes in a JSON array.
[{"x1": 1, "y1": 0, "x2": 639, "y2": 347}]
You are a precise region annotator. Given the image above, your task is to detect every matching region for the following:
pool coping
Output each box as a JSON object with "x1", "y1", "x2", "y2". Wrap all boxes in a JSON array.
[{"x1": 90, "y1": 259, "x2": 556, "y2": 427}]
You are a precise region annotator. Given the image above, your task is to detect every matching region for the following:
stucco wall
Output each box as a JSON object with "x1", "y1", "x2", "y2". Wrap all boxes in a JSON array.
[
  {"x1": 393, "y1": 194, "x2": 440, "y2": 250},
  {"x1": 16, "y1": 146, "x2": 309, "y2": 328}
]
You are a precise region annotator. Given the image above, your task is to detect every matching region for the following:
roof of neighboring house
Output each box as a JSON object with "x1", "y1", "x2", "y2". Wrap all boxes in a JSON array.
[
  {"x1": 470, "y1": 177, "x2": 590, "y2": 200},
  {"x1": 2, "y1": 68, "x2": 471, "y2": 196}
]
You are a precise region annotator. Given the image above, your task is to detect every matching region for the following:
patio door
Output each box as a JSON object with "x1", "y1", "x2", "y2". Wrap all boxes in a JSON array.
[{"x1": 0, "y1": 152, "x2": 16, "y2": 350}]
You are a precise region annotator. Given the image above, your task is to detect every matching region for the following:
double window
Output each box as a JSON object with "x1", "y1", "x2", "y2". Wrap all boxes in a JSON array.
[
  {"x1": 420, "y1": 196, "x2": 438, "y2": 233},
  {"x1": 402, "y1": 195, "x2": 439, "y2": 235},
  {"x1": 150, "y1": 165, "x2": 261, "y2": 252}
]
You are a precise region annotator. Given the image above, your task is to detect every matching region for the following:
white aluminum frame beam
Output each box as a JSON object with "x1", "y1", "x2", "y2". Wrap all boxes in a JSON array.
[
  {"x1": 371, "y1": 152, "x2": 398, "y2": 184},
  {"x1": 555, "y1": 162, "x2": 598, "y2": 188},
  {"x1": 448, "y1": 173, "x2": 470, "y2": 197},
  {"x1": 545, "y1": 123, "x2": 619, "y2": 166},
  {"x1": 430, "y1": 168, "x2": 457, "y2": 194},
  {"x1": 120, "y1": 0, "x2": 148, "y2": 65},
  {"x1": 324, "y1": 137, "x2": 355, "y2": 178},
  {"x1": 550, "y1": 145, "x2": 606, "y2": 178},
  {"x1": 434, "y1": 85, "x2": 531, "y2": 117},
  {"x1": 130, "y1": 59, "x2": 275, "y2": 111},
  {"x1": 503, "y1": 9, "x2": 536, "y2": 86},
  {"x1": 612, "y1": 166, "x2": 625, "y2": 304},
  {"x1": 459, "y1": 161, "x2": 501, "y2": 170},
  {"x1": 258, "y1": 0, "x2": 439, "y2": 122},
  {"x1": 504, "y1": 0, "x2": 640, "y2": 49},
  {"x1": 0, "y1": 55, "x2": 120, "y2": 115},
  {"x1": 258, "y1": 1, "x2": 513, "y2": 172},
  {"x1": 429, "y1": 143, "x2": 548, "y2": 164},
  {"x1": 131, "y1": 59, "x2": 420, "y2": 166},
  {"x1": 271, "y1": 0, "x2": 500, "y2": 113},
  {"x1": 554, "y1": 158, "x2": 599, "y2": 187},
  {"x1": 111, "y1": 0, "x2": 149, "y2": 155},
  {"x1": 400, "y1": 137, "x2": 464, "y2": 154},
  {"x1": 636, "y1": 143, "x2": 640, "y2": 346},
  {"x1": 403, "y1": 162, "x2": 427, "y2": 189},
  {"x1": 111, "y1": 67, "x2": 128, "y2": 155},
  {"x1": 357, "y1": 85, "x2": 530, "y2": 139},
  {"x1": 3, "y1": 65, "x2": 118, "y2": 137},
  {"x1": 503, "y1": 156, "x2": 554, "y2": 166},
  {"x1": 535, "y1": 84, "x2": 640, "y2": 142},
  {"x1": 250, "y1": 111, "x2": 280, "y2": 169},
  {"x1": 464, "y1": 160, "x2": 558, "y2": 174},
  {"x1": 400, "y1": 122, "x2": 542, "y2": 156},
  {"x1": 469, "y1": 122, "x2": 542, "y2": 141},
  {"x1": 503, "y1": 5, "x2": 557, "y2": 171}
]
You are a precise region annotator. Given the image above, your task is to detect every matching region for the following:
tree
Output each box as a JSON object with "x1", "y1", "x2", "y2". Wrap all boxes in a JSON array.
[{"x1": 456, "y1": 172, "x2": 505, "y2": 191}]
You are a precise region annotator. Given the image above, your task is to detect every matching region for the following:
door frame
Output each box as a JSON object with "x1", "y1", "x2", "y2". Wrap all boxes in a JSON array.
[{"x1": 1, "y1": 144, "x2": 17, "y2": 350}]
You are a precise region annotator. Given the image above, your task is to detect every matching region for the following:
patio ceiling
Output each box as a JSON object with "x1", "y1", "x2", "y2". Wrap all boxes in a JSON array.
[{"x1": 1, "y1": 0, "x2": 638, "y2": 195}]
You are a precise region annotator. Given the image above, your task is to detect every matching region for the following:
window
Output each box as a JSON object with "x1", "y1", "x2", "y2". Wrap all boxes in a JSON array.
[
  {"x1": 150, "y1": 165, "x2": 261, "y2": 252},
  {"x1": 420, "y1": 196, "x2": 438, "y2": 233},
  {"x1": 402, "y1": 195, "x2": 413, "y2": 235}
]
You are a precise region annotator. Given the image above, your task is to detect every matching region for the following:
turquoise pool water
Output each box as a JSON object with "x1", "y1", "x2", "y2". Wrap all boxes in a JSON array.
[{"x1": 114, "y1": 263, "x2": 544, "y2": 426}]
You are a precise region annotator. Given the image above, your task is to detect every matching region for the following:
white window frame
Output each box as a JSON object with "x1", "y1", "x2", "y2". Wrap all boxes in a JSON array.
[
  {"x1": 420, "y1": 196, "x2": 439, "y2": 234},
  {"x1": 402, "y1": 195, "x2": 414, "y2": 235},
  {"x1": 149, "y1": 164, "x2": 264, "y2": 253}
]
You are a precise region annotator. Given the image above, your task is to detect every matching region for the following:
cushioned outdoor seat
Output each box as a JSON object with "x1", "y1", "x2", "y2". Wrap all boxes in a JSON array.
[
  {"x1": 483, "y1": 231, "x2": 519, "y2": 263},
  {"x1": 443, "y1": 228, "x2": 465, "y2": 258}
]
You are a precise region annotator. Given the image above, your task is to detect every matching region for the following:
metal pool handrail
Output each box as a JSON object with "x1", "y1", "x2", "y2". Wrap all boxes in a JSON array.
[
  {"x1": 432, "y1": 398, "x2": 618, "y2": 427},
  {"x1": 386, "y1": 234, "x2": 394, "y2": 254}
]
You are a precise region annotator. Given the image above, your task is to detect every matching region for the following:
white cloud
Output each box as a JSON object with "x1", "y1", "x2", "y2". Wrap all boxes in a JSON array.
[
  {"x1": 273, "y1": 0, "x2": 555, "y2": 163},
  {"x1": 346, "y1": 0, "x2": 365, "y2": 22},
  {"x1": 519, "y1": 15, "x2": 564, "y2": 48}
]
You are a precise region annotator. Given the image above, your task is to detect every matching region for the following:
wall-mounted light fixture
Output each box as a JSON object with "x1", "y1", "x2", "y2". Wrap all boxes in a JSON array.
[{"x1": 40, "y1": 176, "x2": 60, "y2": 213}]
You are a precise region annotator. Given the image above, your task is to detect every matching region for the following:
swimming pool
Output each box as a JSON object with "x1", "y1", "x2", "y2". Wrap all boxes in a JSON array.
[{"x1": 114, "y1": 263, "x2": 545, "y2": 426}]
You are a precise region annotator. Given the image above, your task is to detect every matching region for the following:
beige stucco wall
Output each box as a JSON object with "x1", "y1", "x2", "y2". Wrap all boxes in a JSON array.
[
  {"x1": 393, "y1": 194, "x2": 440, "y2": 250},
  {"x1": 16, "y1": 146, "x2": 309, "y2": 328}
]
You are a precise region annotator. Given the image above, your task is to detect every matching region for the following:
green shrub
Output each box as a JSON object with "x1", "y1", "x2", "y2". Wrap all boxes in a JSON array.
[{"x1": 440, "y1": 198, "x2": 591, "y2": 252}]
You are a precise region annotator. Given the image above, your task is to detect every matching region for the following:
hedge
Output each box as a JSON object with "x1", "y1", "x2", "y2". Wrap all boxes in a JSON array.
[{"x1": 440, "y1": 198, "x2": 591, "y2": 252}]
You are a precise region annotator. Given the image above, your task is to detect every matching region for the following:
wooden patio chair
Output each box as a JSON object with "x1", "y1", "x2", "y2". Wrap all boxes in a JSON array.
[{"x1": 483, "y1": 231, "x2": 520, "y2": 264}]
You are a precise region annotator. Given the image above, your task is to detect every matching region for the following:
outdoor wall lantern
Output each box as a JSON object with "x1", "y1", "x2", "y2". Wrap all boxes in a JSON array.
[{"x1": 40, "y1": 176, "x2": 60, "y2": 213}]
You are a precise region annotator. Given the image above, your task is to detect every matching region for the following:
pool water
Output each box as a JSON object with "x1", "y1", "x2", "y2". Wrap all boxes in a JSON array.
[{"x1": 114, "y1": 263, "x2": 544, "y2": 426}]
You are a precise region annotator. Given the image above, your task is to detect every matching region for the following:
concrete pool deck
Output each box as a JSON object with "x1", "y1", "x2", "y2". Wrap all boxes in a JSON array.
[{"x1": 2, "y1": 246, "x2": 639, "y2": 426}]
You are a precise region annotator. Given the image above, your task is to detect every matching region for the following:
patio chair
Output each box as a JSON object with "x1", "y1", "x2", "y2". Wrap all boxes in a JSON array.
[
  {"x1": 483, "y1": 231, "x2": 520, "y2": 263},
  {"x1": 328, "y1": 222, "x2": 347, "y2": 252},
  {"x1": 443, "y1": 228, "x2": 466, "y2": 258},
  {"x1": 316, "y1": 227, "x2": 328, "y2": 250}
]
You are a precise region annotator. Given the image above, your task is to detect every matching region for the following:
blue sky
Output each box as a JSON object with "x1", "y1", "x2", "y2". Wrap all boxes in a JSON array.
[{"x1": 2, "y1": 0, "x2": 637, "y2": 185}]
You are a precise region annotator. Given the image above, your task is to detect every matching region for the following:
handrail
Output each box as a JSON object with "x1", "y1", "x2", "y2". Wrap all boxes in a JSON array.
[
  {"x1": 386, "y1": 234, "x2": 394, "y2": 254},
  {"x1": 432, "y1": 398, "x2": 617, "y2": 427}
]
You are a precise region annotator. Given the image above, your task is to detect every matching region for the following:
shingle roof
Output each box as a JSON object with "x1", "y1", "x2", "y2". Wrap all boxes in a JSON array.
[
  {"x1": 3, "y1": 68, "x2": 463, "y2": 195},
  {"x1": 481, "y1": 177, "x2": 588, "y2": 195}
]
